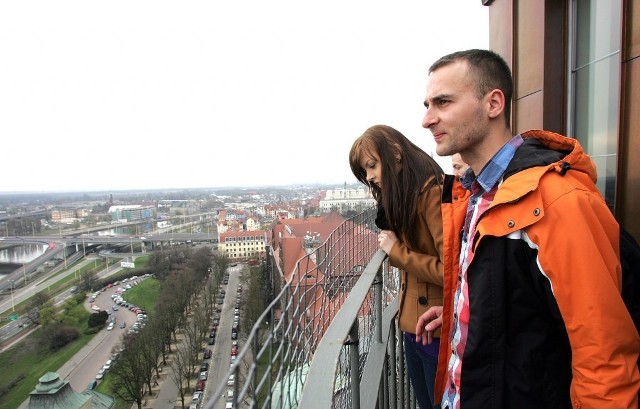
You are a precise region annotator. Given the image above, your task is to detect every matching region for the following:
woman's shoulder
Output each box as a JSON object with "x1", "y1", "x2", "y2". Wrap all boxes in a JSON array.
[{"x1": 417, "y1": 175, "x2": 443, "y2": 197}]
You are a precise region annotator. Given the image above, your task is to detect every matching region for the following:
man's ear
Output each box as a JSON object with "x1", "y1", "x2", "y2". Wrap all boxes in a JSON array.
[{"x1": 486, "y1": 89, "x2": 506, "y2": 120}]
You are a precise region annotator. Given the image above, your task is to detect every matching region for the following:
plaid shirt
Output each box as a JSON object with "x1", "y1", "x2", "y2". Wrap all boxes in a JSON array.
[{"x1": 442, "y1": 135, "x2": 525, "y2": 409}]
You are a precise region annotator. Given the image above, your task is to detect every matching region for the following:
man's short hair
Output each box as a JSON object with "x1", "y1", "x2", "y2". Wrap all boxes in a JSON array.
[{"x1": 429, "y1": 49, "x2": 513, "y2": 128}]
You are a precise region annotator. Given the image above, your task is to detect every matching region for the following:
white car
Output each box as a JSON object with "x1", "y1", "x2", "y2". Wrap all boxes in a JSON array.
[
  {"x1": 107, "y1": 322, "x2": 114, "y2": 331},
  {"x1": 96, "y1": 369, "x2": 105, "y2": 380},
  {"x1": 91, "y1": 305, "x2": 101, "y2": 311},
  {"x1": 103, "y1": 359, "x2": 112, "y2": 370},
  {"x1": 227, "y1": 374, "x2": 235, "y2": 386},
  {"x1": 190, "y1": 391, "x2": 202, "y2": 407}
]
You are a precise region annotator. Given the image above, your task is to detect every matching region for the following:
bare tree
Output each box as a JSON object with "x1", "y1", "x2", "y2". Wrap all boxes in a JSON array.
[
  {"x1": 136, "y1": 330, "x2": 161, "y2": 397},
  {"x1": 110, "y1": 337, "x2": 147, "y2": 409},
  {"x1": 171, "y1": 341, "x2": 195, "y2": 409}
]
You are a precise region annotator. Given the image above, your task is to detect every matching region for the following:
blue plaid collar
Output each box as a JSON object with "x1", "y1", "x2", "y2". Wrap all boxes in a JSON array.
[{"x1": 461, "y1": 134, "x2": 525, "y2": 194}]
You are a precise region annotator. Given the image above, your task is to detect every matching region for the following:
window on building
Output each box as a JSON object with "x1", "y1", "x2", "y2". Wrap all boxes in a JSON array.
[{"x1": 568, "y1": 0, "x2": 622, "y2": 210}]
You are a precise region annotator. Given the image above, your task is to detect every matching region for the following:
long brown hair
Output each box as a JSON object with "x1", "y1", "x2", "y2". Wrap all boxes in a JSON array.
[{"x1": 349, "y1": 125, "x2": 443, "y2": 250}]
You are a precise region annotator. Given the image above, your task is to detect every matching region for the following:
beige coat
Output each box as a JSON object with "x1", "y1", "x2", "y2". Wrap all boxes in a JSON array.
[{"x1": 387, "y1": 179, "x2": 444, "y2": 335}]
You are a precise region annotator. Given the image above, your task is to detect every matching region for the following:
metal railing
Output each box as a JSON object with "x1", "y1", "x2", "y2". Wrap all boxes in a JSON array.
[{"x1": 203, "y1": 207, "x2": 414, "y2": 409}]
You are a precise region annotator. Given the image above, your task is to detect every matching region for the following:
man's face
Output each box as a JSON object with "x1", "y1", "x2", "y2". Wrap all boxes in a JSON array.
[{"x1": 422, "y1": 60, "x2": 489, "y2": 157}]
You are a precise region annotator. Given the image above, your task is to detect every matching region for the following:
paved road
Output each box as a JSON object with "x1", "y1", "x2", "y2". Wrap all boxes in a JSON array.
[
  {"x1": 66, "y1": 280, "x2": 147, "y2": 391},
  {"x1": 15, "y1": 276, "x2": 147, "y2": 408}
]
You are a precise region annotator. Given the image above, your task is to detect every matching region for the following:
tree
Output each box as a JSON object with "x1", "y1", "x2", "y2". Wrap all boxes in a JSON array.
[
  {"x1": 187, "y1": 246, "x2": 212, "y2": 280},
  {"x1": 170, "y1": 342, "x2": 193, "y2": 409},
  {"x1": 21, "y1": 291, "x2": 50, "y2": 326},
  {"x1": 136, "y1": 330, "x2": 161, "y2": 396},
  {"x1": 88, "y1": 311, "x2": 109, "y2": 328},
  {"x1": 110, "y1": 340, "x2": 147, "y2": 409},
  {"x1": 40, "y1": 324, "x2": 80, "y2": 351},
  {"x1": 78, "y1": 270, "x2": 98, "y2": 292}
]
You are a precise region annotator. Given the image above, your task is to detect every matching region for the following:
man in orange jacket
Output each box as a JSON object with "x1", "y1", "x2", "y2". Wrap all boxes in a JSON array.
[{"x1": 416, "y1": 49, "x2": 640, "y2": 409}]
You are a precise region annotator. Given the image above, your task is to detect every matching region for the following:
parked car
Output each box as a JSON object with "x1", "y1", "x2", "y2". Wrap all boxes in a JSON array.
[
  {"x1": 227, "y1": 374, "x2": 235, "y2": 386},
  {"x1": 120, "y1": 321, "x2": 126, "y2": 329},
  {"x1": 190, "y1": 391, "x2": 203, "y2": 409},
  {"x1": 107, "y1": 322, "x2": 114, "y2": 331},
  {"x1": 195, "y1": 379, "x2": 206, "y2": 391},
  {"x1": 200, "y1": 362, "x2": 209, "y2": 371},
  {"x1": 199, "y1": 371, "x2": 208, "y2": 381},
  {"x1": 203, "y1": 349, "x2": 212, "y2": 359}
]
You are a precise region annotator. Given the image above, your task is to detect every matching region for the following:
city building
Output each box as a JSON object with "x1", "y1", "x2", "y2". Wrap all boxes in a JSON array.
[
  {"x1": 27, "y1": 372, "x2": 114, "y2": 409},
  {"x1": 218, "y1": 230, "x2": 268, "y2": 261},
  {"x1": 269, "y1": 211, "x2": 347, "y2": 283},
  {"x1": 319, "y1": 186, "x2": 376, "y2": 213},
  {"x1": 483, "y1": 0, "x2": 639, "y2": 238},
  {"x1": 157, "y1": 199, "x2": 200, "y2": 215},
  {"x1": 107, "y1": 205, "x2": 154, "y2": 223},
  {"x1": 50, "y1": 207, "x2": 91, "y2": 224}
]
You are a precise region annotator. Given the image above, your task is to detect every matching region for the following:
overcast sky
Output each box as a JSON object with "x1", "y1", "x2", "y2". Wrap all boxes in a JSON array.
[{"x1": 0, "y1": 1, "x2": 488, "y2": 193}]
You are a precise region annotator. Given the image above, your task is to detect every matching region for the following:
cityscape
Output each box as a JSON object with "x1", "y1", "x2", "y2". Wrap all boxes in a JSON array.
[{"x1": 0, "y1": 183, "x2": 379, "y2": 409}]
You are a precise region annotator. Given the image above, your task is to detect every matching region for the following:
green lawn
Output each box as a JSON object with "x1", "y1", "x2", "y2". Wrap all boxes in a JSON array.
[
  {"x1": 124, "y1": 277, "x2": 161, "y2": 313},
  {"x1": 0, "y1": 304, "x2": 93, "y2": 409}
]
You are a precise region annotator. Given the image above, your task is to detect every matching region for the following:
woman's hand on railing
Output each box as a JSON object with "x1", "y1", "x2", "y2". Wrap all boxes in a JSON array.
[
  {"x1": 415, "y1": 306, "x2": 443, "y2": 345},
  {"x1": 377, "y1": 229, "x2": 397, "y2": 254}
]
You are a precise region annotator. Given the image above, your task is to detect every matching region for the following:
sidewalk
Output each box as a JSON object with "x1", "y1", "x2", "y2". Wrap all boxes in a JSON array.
[{"x1": 138, "y1": 355, "x2": 179, "y2": 409}]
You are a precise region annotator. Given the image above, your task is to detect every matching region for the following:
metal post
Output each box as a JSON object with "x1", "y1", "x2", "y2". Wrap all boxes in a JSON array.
[
  {"x1": 375, "y1": 272, "x2": 383, "y2": 343},
  {"x1": 389, "y1": 324, "x2": 397, "y2": 409},
  {"x1": 348, "y1": 321, "x2": 361, "y2": 409},
  {"x1": 398, "y1": 327, "x2": 405, "y2": 408}
]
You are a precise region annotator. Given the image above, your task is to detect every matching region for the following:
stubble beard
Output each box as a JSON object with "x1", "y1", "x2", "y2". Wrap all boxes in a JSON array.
[{"x1": 436, "y1": 109, "x2": 487, "y2": 158}]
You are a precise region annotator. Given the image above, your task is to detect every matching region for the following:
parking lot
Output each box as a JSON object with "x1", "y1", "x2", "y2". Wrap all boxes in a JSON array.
[{"x1": 65, "y1": 275, "x2": 150, "y2": 392}]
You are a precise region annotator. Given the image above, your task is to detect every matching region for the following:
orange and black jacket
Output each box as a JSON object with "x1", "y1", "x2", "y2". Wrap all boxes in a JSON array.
[{"x1": 435, "y1": 130, "x2": 640, "y2": 408}]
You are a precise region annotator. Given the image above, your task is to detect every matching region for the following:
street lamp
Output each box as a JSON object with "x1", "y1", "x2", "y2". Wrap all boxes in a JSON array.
[{"x1": 10, "y1": 280, "x2": 15, "y2": 312}]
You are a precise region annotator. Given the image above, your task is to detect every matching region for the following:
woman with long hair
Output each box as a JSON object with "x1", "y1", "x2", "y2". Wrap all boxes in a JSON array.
[{"x1": 349, "y1": 124, "x2": 444, "y2": 409}]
